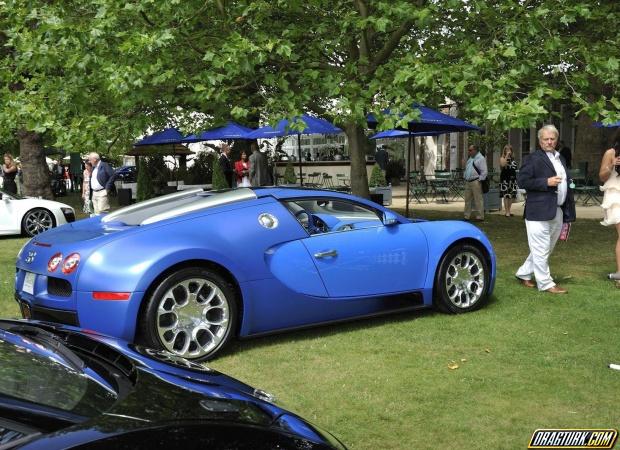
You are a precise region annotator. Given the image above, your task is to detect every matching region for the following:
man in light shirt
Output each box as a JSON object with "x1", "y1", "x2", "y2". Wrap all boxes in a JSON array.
[
  {"x1": 88, "y1": 152, "x2": 115, "y2": 214},
  {"x1": 515, "y1": 124, "x2": 576, "y2": 294},
  {"x1": 463, "y1": 144, "x2": 487, "y2": 221}
]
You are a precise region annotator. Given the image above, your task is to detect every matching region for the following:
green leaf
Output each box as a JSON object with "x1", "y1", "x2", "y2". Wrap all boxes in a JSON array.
[{"x1": 502, "y1": 46, "x2": 517, "y2": 58}]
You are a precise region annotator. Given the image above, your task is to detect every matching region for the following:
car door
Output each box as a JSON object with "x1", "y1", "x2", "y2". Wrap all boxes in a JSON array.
[
  {"x1": 0, "y1": 194, "x2": 18, "y2": 234},
  {"x1": 286, "y1": 198, "x2": 429, "y2": 298}
]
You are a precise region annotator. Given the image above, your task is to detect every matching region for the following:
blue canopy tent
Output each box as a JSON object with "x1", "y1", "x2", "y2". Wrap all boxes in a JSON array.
[
  {"x1": 246, "y1": 114, "x2": 343, "y2": 186},
  {"x1": 367, "y1": 106, "x2": 481, "y2": 216},
  {"x1": 134, "y1": 128, "x2": 185, "y2": 146},
  {"x1": 181, "y1": 121, "x2": 255, "y2": 142}
]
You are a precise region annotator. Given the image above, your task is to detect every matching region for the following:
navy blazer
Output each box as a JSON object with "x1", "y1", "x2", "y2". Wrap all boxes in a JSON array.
[
  {"x1": 517, "y1": 149, "x2": 576, "y2": 222},
  {"x1": 92, "y1": 161, "x2": 115, "y2": 191}
]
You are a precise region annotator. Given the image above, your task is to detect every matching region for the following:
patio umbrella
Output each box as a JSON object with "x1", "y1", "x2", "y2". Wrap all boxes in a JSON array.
[
  {"x1": 367, "y1": 105, "x2": 481, "y2": 217},
  {"x1": 134, "y1": 128, "x2": 184, "y2": 146},
  {"x1": 182, "y1": 121, "x2": 255, "y2": 142},
  {"x1": 126, "y1": 144, "x2": 194, "y2": 157},
  {"x1": 369, "y1": 129, "x2": 441, "y2": 139},
  {"x1": 593, "y1": 120, "x2": 620, "y2": 128},
  {"x1": 367, "y1": 105, "x2": 482, "y2": 134},
  {"x1": 245, "y1": 114, "x2": 343, "y2": 185}
]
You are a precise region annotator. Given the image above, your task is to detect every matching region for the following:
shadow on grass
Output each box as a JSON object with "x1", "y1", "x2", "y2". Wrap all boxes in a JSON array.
[
  {"x1": 224, "y1": 307, "x2": 435, "y2": 358},
  {"x1": 223, "y1": 293, "x2": 500, "y2": 359}
]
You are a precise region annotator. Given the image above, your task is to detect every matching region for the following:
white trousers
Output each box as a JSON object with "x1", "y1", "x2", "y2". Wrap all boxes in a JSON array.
[
  {"x1": 92, "y1": 189, "x2": 110, "y2": 215},
  {"x1": 516, "y1": 207, "x2": 563, "y2": 290}
]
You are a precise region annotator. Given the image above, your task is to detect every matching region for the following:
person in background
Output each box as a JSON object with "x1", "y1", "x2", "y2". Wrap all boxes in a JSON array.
[
  {"x1": 375, "y1": 145, "x2": 389, "y2": 173},
  {"x1": 218, "y1": 144, "x2": 234, "y2": 188},
  {"x1": 515, "y1": 124, "x2": 575, "y2": 294},
  {"x1": 462, "y1": 144, "x2": 487, "y2": 221},
  {"x1": 598, "y1": 129, "x2": 620, "y2": 283},
  {"x1": 499, "y1": 144, "x2": 519, "y2": 217},
  {"x1": 63, "y1": 166, "x2": 72, "y2": 191},
  {"x1": 249, "y1": 142, "x2": 270, "y2": 186},
  {"x1": 88, "y1": 152, "x2": 115, "y2": 214},
  {"x1": 50, "y1": 159, "x2": 65, "y2": 196},
  {"x1": 82, "y1": 161, "x2": 93, "y2": 214},
  {"x1": 559, "y1": 141, "x2": 572, "y2": 169},
  {"x1": 235, "y1": 151, "x2": 251, "y2": 187},
  {"x1": 1, "y1": 153, "x2": 18, "y2": 194},
  {"x1": 16, "y1": 161, "x2": 23, "y2": 195}
]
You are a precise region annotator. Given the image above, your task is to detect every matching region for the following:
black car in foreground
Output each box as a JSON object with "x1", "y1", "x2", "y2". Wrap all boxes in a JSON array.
[{"x1": 0, "y1": 319, "x2": 345, "y2": 450}]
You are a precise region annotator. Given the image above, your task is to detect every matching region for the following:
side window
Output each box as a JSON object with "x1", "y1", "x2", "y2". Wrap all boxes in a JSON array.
[{"x1": 283, "y1": 198, "x2": 382, "y2": 234}]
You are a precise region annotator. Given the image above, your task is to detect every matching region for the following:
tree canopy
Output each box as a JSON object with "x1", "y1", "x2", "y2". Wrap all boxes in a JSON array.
[{"x1": 1, "y1": 0, "x2": 618, "y2": 197}]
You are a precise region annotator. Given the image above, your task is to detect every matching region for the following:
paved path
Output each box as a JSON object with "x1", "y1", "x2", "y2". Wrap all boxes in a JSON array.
[{"x1": 387, "y1": 184, "x2": 604, "y2": 220}]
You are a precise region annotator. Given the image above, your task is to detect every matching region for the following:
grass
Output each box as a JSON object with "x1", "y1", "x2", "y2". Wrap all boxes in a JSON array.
[{"x1": 1, "y1": 197, "x2": 619, "y2": 449}]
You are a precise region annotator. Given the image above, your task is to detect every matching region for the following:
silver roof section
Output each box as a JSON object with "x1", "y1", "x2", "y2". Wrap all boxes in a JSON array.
[
  {"x1": 102, "y1": 187, "x2": 204, "y2": 224},
  {"x1": 141, "y1": 188, "x2": 257, "y2": 225}
]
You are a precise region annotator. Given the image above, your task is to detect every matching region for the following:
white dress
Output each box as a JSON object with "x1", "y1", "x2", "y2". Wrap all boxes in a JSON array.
[
  {"x1": 600, "y1": 170, "x2": 620, "y2": 226},
  {"x1": 239, "y1": 162, "x2": 251, "y2": 187}
]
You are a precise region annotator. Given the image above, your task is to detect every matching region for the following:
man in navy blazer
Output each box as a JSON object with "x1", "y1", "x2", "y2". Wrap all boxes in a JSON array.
[
  {"x1": 88, "y1": 152, "x2": 115, "y2": 214},
  {"x1": 515, "y1": 125, "x2": 576, "y2": 294}
]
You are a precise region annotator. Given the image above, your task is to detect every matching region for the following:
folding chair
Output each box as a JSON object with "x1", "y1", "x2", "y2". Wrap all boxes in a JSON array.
[{"x1": 409, "y1": 181, "x2": 429, "y2": 203}]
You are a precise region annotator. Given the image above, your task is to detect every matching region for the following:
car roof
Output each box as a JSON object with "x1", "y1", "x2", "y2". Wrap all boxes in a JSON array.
[
  {"x1": 254, "y1": 186, "x2": 355, "y2": 201},
  {"x1": 103, "y1": 187, "x2": 394, "y2": 227}
]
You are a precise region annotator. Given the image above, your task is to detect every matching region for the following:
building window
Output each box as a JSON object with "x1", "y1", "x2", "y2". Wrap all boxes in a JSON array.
[{"x1": 521, "y1": 128, "x2": 531, "y2": 156}]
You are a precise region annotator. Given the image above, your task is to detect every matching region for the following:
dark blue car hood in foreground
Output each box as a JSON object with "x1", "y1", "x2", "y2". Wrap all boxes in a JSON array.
[{"x1": 0, "y1": 319, "x2": 345, "y2": 450}]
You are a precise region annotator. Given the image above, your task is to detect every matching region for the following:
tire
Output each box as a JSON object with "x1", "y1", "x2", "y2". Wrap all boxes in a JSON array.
[
  {"x1": 434, "y1": 244, "x2": 490, "y2": 314},
  {"x1": 22, "y1": 208, "x2": 56, "y2": 237},
  {"x1": 140, "y1": 268, "x2": 237, "y2": 361}
]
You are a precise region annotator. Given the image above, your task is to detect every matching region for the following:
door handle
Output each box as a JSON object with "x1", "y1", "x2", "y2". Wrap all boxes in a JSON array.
[{"x1": 314, "y1": 249, "x2": 338, "y2": 259}]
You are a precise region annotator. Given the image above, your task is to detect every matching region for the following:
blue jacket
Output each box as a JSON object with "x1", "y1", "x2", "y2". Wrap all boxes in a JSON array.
[
  {"x1": 93, "y1": 161, "x2": 115, "y2": 191},
  {"x1": 517, "y1": 149, "x2": 576, "y2": 222}
]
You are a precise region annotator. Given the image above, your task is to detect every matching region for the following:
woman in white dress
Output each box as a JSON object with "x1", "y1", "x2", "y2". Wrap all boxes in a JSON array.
[
  {"x1": 82, "y1": 162, "x2": 93, "y2": 213},
  {"x1": 599, "y1": 131, "x2": 620, "y2": 282}
]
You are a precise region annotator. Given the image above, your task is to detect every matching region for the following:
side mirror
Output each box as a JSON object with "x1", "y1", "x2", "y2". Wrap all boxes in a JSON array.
[{"x1": 382, "y1": 211, "x2": 399, "y2": 226}]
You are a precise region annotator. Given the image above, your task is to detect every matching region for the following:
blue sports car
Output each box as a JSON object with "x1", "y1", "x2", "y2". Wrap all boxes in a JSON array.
[{"x1": 14, "y1": 187, "x2": 496, "y2": 361}]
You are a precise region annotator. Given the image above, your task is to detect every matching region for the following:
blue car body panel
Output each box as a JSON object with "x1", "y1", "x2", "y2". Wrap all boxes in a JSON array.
[{"x1": 15, "y1": 187, "x2": 496, "y2": 346}]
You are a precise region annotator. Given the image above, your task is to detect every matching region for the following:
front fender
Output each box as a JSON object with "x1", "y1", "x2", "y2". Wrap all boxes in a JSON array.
[{"x1": 416, "y1": 221, "x2": 496, "y2": 294}]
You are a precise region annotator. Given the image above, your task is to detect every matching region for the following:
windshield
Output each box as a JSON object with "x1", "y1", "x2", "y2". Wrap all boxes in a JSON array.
[{"x1": 0, "y1": 328, "x2": 117, "y2": 417}]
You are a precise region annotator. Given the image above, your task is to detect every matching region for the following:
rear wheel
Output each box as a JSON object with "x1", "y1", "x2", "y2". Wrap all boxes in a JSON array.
[
  {"x1": 434, "y1": 244, "x2": 489, "y2": 314},
  {"x1": 140, "y1": 268, "x2": 237, "y2": 361},
  {"x1": 22, "y1": 208, "x2": 55, "y2": 237}
]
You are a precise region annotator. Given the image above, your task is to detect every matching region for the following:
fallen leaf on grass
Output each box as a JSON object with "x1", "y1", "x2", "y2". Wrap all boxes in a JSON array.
[{"x1": 447, "y1": 362, "x2": 459, "y2": 370}]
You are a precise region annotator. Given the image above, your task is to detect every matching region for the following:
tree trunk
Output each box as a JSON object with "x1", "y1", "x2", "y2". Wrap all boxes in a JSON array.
[
  {"x1": 17, "y1": 130, "x2": 53, "y2": 199},
  {"x1": 344, "y1": 122, "x2": 371, "y2": 199}
]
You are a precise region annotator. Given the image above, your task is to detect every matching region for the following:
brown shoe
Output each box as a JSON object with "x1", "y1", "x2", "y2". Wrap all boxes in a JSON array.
[
  {"x1": 545, "y1": 285, "x2": 568, "y2": 294},
  {"x1": 516, "y1": 277, "x2": 536, "y2": 288}
]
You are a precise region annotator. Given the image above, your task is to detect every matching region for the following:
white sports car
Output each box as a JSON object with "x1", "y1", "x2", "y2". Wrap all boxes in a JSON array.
[{"x1": 0, "y1": 188, "x2": 75, "y2": 237}]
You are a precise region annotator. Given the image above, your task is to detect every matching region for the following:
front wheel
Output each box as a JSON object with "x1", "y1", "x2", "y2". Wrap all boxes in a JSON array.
[
  {"x1": 140, "y1": 268, "x2": 237, "y2": 361},
  {"x1": 434, "y1": 244, "x2": 489, "y2": 314},
  {"x1": 22, "y1": 208, "x2": 55, "y2": 237}
]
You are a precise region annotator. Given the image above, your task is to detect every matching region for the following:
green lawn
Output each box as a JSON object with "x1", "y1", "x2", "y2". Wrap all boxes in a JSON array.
[{"x1": 1, "y1": 204, "x2": 619, "y2": 449}]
